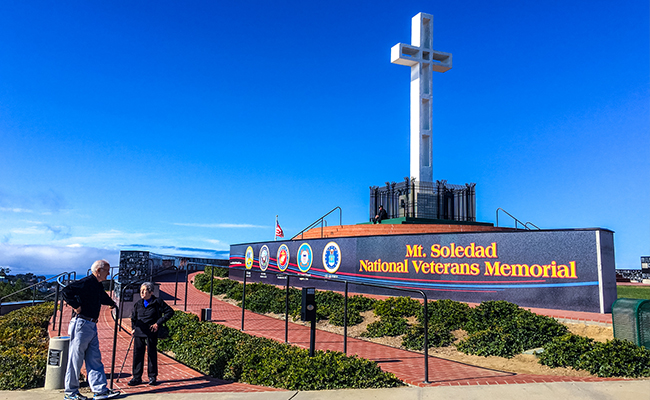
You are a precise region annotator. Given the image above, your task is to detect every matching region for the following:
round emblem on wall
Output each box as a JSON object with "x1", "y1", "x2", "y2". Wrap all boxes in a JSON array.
[
  {"x1": 245, "y1": 246, "x2": 254, "y2": 270},
  {"x1": 297, "y1": 243, "x2": 313, "y2": 273},
  {"x1": 322, "y1": 241, "x2": 341, "y2": 274},
  {"x1": 277, "y1": 244, "x2": 290, "y2": 271},
  {"x1": 259, "y1": 245, "x2": 270, "y2": 271}
]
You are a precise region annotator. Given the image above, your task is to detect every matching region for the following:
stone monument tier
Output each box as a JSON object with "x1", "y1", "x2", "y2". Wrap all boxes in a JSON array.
[{"x1": 295, "y1": 220, "x2": 519, "y2": 240}]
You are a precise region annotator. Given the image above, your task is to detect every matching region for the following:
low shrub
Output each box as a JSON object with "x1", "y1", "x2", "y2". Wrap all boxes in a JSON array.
[
  {"x1": 373, "y1": 297, "x2": 421, "y2": 318},
  {"x1": 401, "y1": 323, "x2": 455, "y2": 350},
  {"x1": 456, "y1": 327, "x2": 518, "y2": 358},
  {"x1": 418, "y1": 299, "x2": 471, "y2": 331},
  {"x1": 0, "y1": 302, "x2": 54, "y2": 389},
  {"x1": 328, "y1": 308, "x2": 363, "y2": 326},
  {"x1": 457, "y1": 301, "x2": 568, "y2": 358},
  {"x1": 538, "y1": 333, "x2": 595, "y2": 368},
  {"x1": 347, "y1": 295, "x2": 376, "y2": 313},
  {"x1": 159, "y1": 310, "x2": 403, "y2": 389},
  {"x1": 362, "y1": 316, "x2": 409, "y2": 338},
  {"x1": 581, "y1": 339, "x2": 650, "y2": 378},
  {"x1": 464, "y1": 300, "x2": 522, "y2": 333},
  {"x1": 537, "y1": 334, "x2": 650, "y2": 378}
]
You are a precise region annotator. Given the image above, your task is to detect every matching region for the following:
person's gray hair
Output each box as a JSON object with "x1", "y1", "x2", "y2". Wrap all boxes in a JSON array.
[
  {"x1": 140, "y1": 282, "x2": 155, "y2": 293},
  {"x1": 90, "y1": 259, "x2": 110, "y2": 273}
]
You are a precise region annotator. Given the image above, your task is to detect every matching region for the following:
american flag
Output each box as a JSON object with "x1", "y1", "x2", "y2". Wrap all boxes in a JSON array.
[{"x1": 275, "y1": 220, "x2": 284, "y2": 238}]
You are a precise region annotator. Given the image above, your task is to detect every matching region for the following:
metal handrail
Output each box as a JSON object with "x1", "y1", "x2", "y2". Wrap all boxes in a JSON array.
[
  {"x1": 525, "y1": 222, "x2": 541, "y2": 230},
  {"x1": 496, "y1": 208, "x2": 537, "y2": 230},
  {"x1": 0, "y1": 271, "x2": 72, "y2": 315},
  {"x1": 291, "y1": 206, "x2": 343, "y2": 240}
]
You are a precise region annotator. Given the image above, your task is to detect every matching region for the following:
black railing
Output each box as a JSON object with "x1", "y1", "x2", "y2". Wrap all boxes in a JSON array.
[
  {"x1": 370, "y1": 178, "x2": 476, "y2": 222},
  {"x1": 201, "y1": 265, "x2": 433, "y2": 384},
  {"x1": 292, "y1": 207, "x2": 343, "y2": 240},
  {"x1": 0, "y1": 271, "x2": 75, "y2": 316},
  {"x1": 496, "y1": 208, "x2": 539, "y2": 230}
]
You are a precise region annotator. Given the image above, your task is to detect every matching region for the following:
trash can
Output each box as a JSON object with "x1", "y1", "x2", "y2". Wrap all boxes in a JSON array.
[
  {"x1": 200, "y1": 308, "x2": 211, "y2": 321},
  {"x1": 612, "y1": 298, "x2": 650, "y2": 349},
  {"x1": 44, "y1": 336, "x2": 70, "y2": 390}
]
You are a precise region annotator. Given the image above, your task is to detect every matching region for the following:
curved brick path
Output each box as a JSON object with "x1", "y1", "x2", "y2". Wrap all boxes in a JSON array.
[{"x1": 50, "y1": 272, "x2": 622, "y2": 394}]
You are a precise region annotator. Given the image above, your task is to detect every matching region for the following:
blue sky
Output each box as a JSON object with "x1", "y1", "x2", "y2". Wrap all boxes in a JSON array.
[{"x1": 0, "y1": 0, "x2": 647, "y2": 276}]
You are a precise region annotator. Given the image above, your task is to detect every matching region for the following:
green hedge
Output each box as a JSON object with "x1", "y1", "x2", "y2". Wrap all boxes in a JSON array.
[
  {"x1": 539, "y1": 334, "x2": 650, "y2": 377},
  {"x1": 192, "y1": 274, "x2": 650, "y2": 378},
  {"x1": 0, "y1": 302, "x2": 54, "y2": 389},
  {"x1": 158, "y1": 310, "x2": 403, "y2": 389},
  {"x1": 456, "y1": 301, "x2": 568, "y2": 358}
]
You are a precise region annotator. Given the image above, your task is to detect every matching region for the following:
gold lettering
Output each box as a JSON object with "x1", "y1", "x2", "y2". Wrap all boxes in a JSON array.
[
  {"x1": 412, "y1": 260, "x2": 421, "y2": 274},
  {"x1": 485, "y1": 243, "x2": 497, "y2": 258},
  {"x1": 569, "y1": 261, "x2": 577, "y2": 278},
  {"x1": 470, "y1": 263, "x2": 480, "y2": 275},
  {"x1": 359, "y1": 260, "x2": 368, "y2": 272},
  {"x1": 512, "y1": 264, "x2": 531, "y2": 277},
  {"x1": 422, "y1": 262, "x2": 431, "y2": 274},
  {"x1": 484, "y1": 261, "x2": 499, "y2": 276},
  {"x1": 435, "y1": 263, "x2": 444, "y2": 274},
  {"x1": 465, "y1": 243, "x2": 476, "y2": 258},
  {"x1": 430, "y1": 244, "x2": 440, "y2": 258},
  {"x1": 475, "y1": 247, "x2": 485, "y2": 258}
]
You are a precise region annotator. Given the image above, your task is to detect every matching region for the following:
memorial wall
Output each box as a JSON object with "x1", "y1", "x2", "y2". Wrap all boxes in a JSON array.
[{"x1": 230, "y1": 228, "x2": 617, "y2": 313}]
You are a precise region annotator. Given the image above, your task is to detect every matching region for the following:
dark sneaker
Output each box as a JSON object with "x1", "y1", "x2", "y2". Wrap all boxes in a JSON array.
[
  {"x1": 64, "y1": 393, "x2": 88, "y2": 400},
  {"x1": 127, "y1": 378, "x2": 142, "y2": 386},
  {"x1": 93, "y1": 389, "x2": 120, "y2": 399},
  {"x1": 148, "y1": 377, "x2": 159, "y2": 386}
]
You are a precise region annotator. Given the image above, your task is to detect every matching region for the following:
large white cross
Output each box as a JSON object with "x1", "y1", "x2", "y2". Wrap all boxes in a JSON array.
[{"x1": 391, "y1": 12, "x2": 452, "y2": 183}]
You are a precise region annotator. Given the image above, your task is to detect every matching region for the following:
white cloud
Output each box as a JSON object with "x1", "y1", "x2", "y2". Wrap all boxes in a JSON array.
[
  {"x1": 0, "y1": 207, "x2": 33, "y2": 213},
  {"x1": 0, "y1": 243, "x2": 119, "y2": 276},
  {"x1": 66, "y1": 229, "x2": 149, "y2": 245},
  {"x1": 11, "y1": 226, "x2": 43, "y2": 235},
  {"x1": 173, "y1": 222, "x2": 267, "y2": 229}
]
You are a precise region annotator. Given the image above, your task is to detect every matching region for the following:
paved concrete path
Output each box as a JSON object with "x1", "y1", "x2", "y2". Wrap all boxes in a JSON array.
[{"x1": 9, "y1": 381, "x2": 650, "y2": 400}]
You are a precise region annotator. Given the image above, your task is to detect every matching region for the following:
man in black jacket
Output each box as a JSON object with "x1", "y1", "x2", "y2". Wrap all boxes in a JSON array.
[
  {"x1": 128, "y1": 282, "x2": 174, "y2": 386},
  {"x1": 62, "y1": 260, "x2": 120, "y2": 400}
]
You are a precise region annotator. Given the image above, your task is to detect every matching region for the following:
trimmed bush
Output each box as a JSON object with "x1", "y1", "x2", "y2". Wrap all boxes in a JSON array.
[
  {"x1": 581, "y1": 339, "x2": 650, "y2": 378},
  {"x1": 373, "y1": 297, "x2": 421, "y2": 318},
  {"x1": 457, "y1": 301, "x2": 568, "y2": 358},
  {"x1": 329, "y1": 308, "x2": 363, "y2": 326},
  {"x1": 401, "y1": 323, "x2": 455, "y2": 350},
  {"x1": 537, "y1": 335, "x2": 650, "y2": 378},
  {"x1": 0, "y1": 302, "x2": 54, "y2": 389},
  {"x1": 418, "y1": 299, "x2": 471, "y2": 331},
  {"x1": 456, "y1": 327, "x2": 518, "y2": 358},
  {"x1": 362, "y1": 316, "x2": 410, "y2": 338},
  {"x1": 464, "y1": 300, "x2": 522, "y2": 333},
  {"x1": 159, "y1": 310, "x2": 403, "y2": 389},
  {"x1": 538, "y1": 333, "x2": 595, "y2": 368}
]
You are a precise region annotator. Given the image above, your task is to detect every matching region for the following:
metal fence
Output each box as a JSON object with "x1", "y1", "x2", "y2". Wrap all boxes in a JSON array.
[{"x1": 370, "y1": 178, "x2": 476, "y2": 222}]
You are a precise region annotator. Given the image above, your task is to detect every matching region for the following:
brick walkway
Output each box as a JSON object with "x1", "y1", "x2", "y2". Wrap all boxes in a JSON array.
[{"x1": 51, "y1": 272, "x2": 622, "y2": 394}]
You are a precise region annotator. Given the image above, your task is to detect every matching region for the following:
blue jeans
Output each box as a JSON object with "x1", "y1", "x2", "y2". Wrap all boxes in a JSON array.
[{"x1": 65, "y1": 317, "x2": 108, "y2": 395}]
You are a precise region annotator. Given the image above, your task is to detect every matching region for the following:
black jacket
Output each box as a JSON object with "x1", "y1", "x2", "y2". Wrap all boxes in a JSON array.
[
  {"x1": 130, "y1": 295, "x2": 174, "y2": 338},
  {"x1": 62, "y1": 274, "x2": 116, "y2": 320}
]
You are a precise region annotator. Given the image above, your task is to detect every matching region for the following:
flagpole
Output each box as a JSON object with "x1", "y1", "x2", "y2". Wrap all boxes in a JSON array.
[{"x1": 274, "y1": 215, "x2": 278, "y2": 241}]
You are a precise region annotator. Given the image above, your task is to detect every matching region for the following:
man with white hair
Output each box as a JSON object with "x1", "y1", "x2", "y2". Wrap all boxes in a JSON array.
[{"x1": 62, "y1": 260, "x2": 121, "y2": 400}]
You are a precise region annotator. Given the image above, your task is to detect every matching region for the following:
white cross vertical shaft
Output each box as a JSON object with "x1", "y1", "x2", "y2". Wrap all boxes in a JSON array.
[{"x1": 391, "y1": 13, "x2": 452, "y2": 183}]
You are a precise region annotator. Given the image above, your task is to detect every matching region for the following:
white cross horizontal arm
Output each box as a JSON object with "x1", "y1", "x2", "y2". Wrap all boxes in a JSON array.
[{"x1": 390, "y1": 43, "x2": 452, "y2": 72}]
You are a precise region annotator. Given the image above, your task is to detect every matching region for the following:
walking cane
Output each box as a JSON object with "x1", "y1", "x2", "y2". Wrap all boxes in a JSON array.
[{"x1": 116, "y1": 335, "x2": 135, "y2": 382}]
